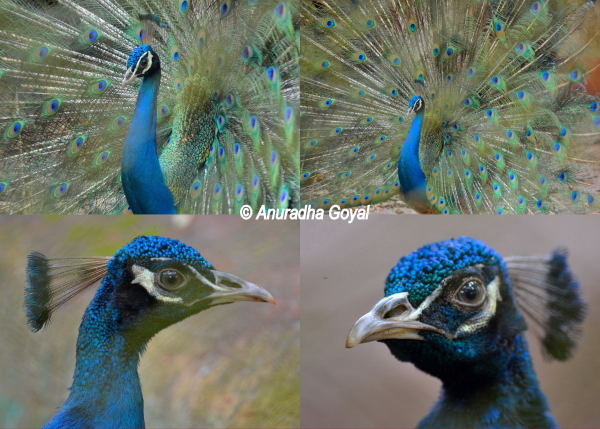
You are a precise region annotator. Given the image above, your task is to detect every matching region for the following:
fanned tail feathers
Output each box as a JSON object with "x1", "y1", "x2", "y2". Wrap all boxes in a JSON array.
[
  {"x1": 301, "y1": 0, "x2": 600, "y2": 213},
  {"x1": 0, "y1": 0, "x2": 299, "y2": 214}
]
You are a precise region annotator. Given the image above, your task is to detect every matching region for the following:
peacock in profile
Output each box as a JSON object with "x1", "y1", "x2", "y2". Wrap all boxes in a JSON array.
[
  {"x1": 25, "y1": 235, "x2": 275, "y2": 428},
  {"x1": 0, "y1": 0, "x2": 299, "y2": 214},
  {"x1": 346, "y1": 237, "x2": 585, "y2": 428},
  {"x1": 301, "y1": 0, "x2": 600, "y2": 214}
]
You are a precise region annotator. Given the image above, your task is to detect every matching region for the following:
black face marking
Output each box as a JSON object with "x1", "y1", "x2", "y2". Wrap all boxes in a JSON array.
[
  {"x1": 416, "y1": 264, "x2": 500, "y2": 334},
  {"x1": 115, "y1": 273, "x2": 157, "y2": 327}
]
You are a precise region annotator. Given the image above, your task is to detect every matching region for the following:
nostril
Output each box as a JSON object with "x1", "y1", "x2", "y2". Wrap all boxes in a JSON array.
[
  {"x1": 220, "y1": 279, "x2": 242, "y2": 289},
  {"x1": 384, "y1": 304, "x2": 409, "y2": 319}
]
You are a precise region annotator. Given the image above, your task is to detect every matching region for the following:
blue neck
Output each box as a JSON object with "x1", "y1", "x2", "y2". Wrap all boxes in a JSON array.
[
  {"x1": 418, "y1": 335, "x2": 556, "y2": 429},
  {"x1": 43, "y1": 282, "x2": 146, "y2": 429},
  {"x1": 122, "y1": 69, "x2": 177, "y2": 214},
  {"x1": 398, "y1": 111, "x2": 428, "y2": 210}
]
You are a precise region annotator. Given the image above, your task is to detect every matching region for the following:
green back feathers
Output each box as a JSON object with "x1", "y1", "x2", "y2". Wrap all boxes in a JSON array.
[{"x1": 301, "y1": 0, "x2": 600, "y2": 213}]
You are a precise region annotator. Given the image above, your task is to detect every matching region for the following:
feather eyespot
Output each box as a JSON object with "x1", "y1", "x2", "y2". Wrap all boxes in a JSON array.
[
  {"x1": 86, "y1": 30, "x2": 98, "y2": 43},
  {"x1": 275, "y1": 3, "x2": 286, "y2": 18},
  {"x1": 5, "y1": 121, "x2": 25, "y2": 138},
  {"x1": 285, "y1": 107, "x2": 293, "y2": 122},
  {"x1": 51, "y1": 182, "x2": 70, "y2": 198},
  {"x1": 220, "y1": 1, "x2": 233, "y2": 16},
  {"x1": 94, "y1": 151, "x2": 111, "y2": 166}
]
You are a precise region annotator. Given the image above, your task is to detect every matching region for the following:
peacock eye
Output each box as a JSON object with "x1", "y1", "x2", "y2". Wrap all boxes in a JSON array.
[
  {"x1": 157, "y1": 269, "x2": 185, "y2": 290},
  {"x1": 453, "y1": 278, "x2": 486, "y2": 308}
]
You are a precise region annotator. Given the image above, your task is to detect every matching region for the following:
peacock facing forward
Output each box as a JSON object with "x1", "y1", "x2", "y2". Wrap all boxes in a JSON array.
[
  {"x1": 25, "y1": 235, "x2": 275, "y2": 428},
  {"x1": 301, "y1": 0, "x2": 600, "y2": 214},
  {"x1": 0, "y1": 0, "x2": 299, "y2": 214},
  {"x1": 346, "y1": 237, "x2": 585, "y2": 428}
]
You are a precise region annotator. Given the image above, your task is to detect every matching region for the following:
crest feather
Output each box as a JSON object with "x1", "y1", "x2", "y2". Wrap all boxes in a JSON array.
[
  {"x1": 25, "y1": 252, "x2": 109, "y2": 332},
  {"x1": 506, "y1": 249, "x2": 585, "y2": 361}
]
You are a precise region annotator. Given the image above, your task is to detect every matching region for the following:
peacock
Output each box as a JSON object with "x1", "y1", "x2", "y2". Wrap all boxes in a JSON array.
[
  {"x1": 0, "y1": 0, "x2": 299, "y2": 214},
  {"x1": 346, "y1": 237, "x2": 585, "y2": 428},
  {"x1": 301, "y1": 0, "x2": 600, "y2": 214},
  {"x1": 25, "y1": 235, "x2": 275, "y2": 428}
]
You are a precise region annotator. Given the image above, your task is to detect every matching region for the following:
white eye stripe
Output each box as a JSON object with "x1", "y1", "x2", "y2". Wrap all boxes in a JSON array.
[
  {"x1": 134, "y1": 51, "x2": 153, "y2": 75},
  {"x1": 414, "y1": 98, "x2": 423, "y2": 111}
]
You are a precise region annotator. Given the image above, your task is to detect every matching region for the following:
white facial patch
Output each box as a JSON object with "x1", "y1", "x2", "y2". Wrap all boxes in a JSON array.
[
  {"x1": 139, "y1": 51, "x2": 153, "y2": 74},
  {"x1": 131, "y1": 264, "x2": 183, "y2": 304},
  {"x1": 456, "y1": 275, "x2": 501, "y2": 336},
  {"x1": 414, "y1": 97, "x2": 423, "y2": 111}
]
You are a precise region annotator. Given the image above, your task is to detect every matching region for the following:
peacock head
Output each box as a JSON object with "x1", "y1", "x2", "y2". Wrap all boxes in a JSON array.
[
  {"x1": 26, "y1": 236, "x2": 275, "y2": 344},
  {"x1": 122, "y1": 44, "x2": 161, "y2": 85},
  {"x1": 346, "y1": 237, "x2": 527, "y2": 383},
  {"x1": 407, "y1": 95, "x2": 425, "y2": 115}
]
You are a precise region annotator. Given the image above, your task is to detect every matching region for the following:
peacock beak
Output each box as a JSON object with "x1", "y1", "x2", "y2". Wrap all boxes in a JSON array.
[
  {"x1": 122, "y1": 67, "x2": 136, "y2": 86},
  {"x1": 204, "y1": 270, "x2": 276, "y2": 305},
  {"x1": 345, "y1": 292, "x2": 448, "y2": 348},
  {"x1": 406, "y1": 105, "x2": 415, "y2": 116}
]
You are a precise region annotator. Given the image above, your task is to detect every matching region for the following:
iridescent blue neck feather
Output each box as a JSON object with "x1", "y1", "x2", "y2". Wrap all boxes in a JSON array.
[
  {"x1": 418, "y1": 335, "x2": 556, "y2": 429},
  {"x1": 43, "y1": 279, "x2": 145, "y2": 429},
  {"x1": 398, "y1": 111, "x2": 428, "y2": 210},
  {"x1": 122, "y1": 69, "x2": 177, "y2": 214}
]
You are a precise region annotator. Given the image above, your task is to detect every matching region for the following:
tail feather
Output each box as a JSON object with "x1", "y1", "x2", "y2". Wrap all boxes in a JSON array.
[
  {"x1": 0, "y1": 0, "x2": 299, "y2": 214},
  {"x1": 301, "y1": 0, "x2": 600, "y2": 213}
]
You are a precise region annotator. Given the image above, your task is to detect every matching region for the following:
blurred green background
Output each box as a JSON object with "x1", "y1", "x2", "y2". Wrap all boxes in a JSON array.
[
  {"x1": 0, "y1": 215, "x2": 299, "y2": 428},
  {"x1": 301, "y1": 216, "x2": 600, "y2": 429}
]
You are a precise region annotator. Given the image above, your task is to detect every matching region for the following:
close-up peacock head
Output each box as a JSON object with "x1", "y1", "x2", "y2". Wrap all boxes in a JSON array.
[
  {"x1": 23, "y1": 234, "x2": 279, "y2": 428},
  {"x1": 26, "y1": 235, "x2": 274, "y2": 344},
  {"x1": 346, "y1": 237, "x2": 585, "y2": 387},
  {"x1": 123, "y1": 44, "x2": 161, "y2": 85},
  {"x1": 407, "y1": 95, "x2": 425, "y2": 115}
]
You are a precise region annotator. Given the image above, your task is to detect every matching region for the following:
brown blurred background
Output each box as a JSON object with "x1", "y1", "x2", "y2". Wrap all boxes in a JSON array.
[
  {"x1": 0, "y1": 216, "x2": 299, "y2": 429},
  {"x1": 301, "y1": 215, "x2": 600, "y2": 429}
]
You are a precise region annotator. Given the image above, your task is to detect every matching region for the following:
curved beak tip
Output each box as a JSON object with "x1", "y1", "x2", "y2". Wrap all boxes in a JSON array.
[
  {"x1": 251, "y1": 287, "x2": 275, "y2": 305},
  {"x1": 345, "y1": 327, "x2": 363, "y2": 348}
]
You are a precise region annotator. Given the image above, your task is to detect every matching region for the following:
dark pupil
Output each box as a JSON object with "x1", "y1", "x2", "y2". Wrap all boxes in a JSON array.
[
  {"x1": 459, "y1": 281, "x2": 480, "y2": 302},
  {"x1": 161, "y1": 270, "x2": 181, "y2": 287}
]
